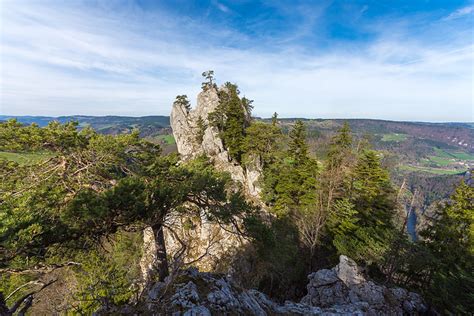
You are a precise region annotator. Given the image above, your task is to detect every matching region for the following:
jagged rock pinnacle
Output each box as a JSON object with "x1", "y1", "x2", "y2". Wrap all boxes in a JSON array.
[{"x1": 170, "y1": 86, "x2": 261, "y2": 198}]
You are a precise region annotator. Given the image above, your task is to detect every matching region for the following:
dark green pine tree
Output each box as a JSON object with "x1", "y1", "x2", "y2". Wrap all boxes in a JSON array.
[
  {"x1": 265, "y1": 120, "x2": 318, "y2": 216},
  {"x1": 333, "y1": 122, "x2": 352, "y2": 149},
  {"x1": 209, "y1": 82, "x2": 249, "y2": 162},
  {"x1": 288, "y1": 120, "x2": 309, "y2": 165},
  {"x1": 327, "y1": 122, "x2": 353, "y2": 170},
  {"x1": 352, "y1": 149, "x2": 395, "y2": 224},
  {"x1": 419, "y1": 181, "x2": 474, "y2": 314},
  {"x1": 195, "y1": 116, "x2": 206, "y2": 143},
  {"x1": 242, "y1": 121, "x2": 281, "y2": 166},
  {"x1": 329, "y1": 149, "x2": 397, "y2": 265},
  {"x1": 222, "y1": 86, "x2": 246, "y2": 161},
  {"x1": 271, "y1": 112, "x2": 278, "y2": 126},
  {"x1": 175, "y1": 95, "x2": 191, "y2": 112}
]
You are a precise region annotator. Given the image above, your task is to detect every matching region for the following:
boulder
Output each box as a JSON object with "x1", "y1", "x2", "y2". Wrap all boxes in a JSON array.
[
  {"x1": 301, "y1": 255, "x2": 427, "y2": 315},
  {"x1": 98, "y1": 256, "x2": 427, "y2": 315}
]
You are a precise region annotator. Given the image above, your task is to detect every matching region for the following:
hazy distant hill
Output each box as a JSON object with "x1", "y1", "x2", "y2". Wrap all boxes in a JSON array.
[
  {"x1": 271, "y1": 118, "x2": 473, "y2": 151},
  {"x1": 0, "y1": 115, "x2": 171, "y2": 137},
  {"x1": 2, "y1": 115, "x2": 472, "y2": 173},
  {"x1": 3, "y1": 115, "x2": 471, "y2": 146},
  {"x1": 267, "y1": 118, "x2": 473, "y2": 175}
]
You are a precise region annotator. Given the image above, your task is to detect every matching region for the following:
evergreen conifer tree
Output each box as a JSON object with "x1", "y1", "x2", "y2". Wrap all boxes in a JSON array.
[
  {"x1": 271, "y1": 112, "x2": 278, "y2": 126},
  {"x1": 288, "y1": 120, "x2": 309, "y2": 165},
  {"x1": 201, "y1": 70, "x2": 216, "y2": 91},
  {"x1": 419, "y1": 181, "x2": 474, "y2": 313},
  {"x1": 175, "y1": 95, "x2": 191, "y2": 112}
]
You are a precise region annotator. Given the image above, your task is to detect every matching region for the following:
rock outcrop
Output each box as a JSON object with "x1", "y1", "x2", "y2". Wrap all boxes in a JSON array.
[
  {"x1": 170, "y1": 86, "x2": 262, "y2": 199},
  {"x1": 300, "y1": 256, "x2": 426, "y2": 315},
  {"x1": 97, "y1": 255, "x2": 427, "y2": 315},
  {"x1": 167, "y1": 87, "x2": 263, "y2": 271}
]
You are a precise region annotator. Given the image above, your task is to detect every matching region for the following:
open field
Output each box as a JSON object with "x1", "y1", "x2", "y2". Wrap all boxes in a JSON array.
[
  {"x1": 399, "y1": 165, "x2": 464, "y2": 175},
  {"x1": 155, "y1": 134, "x2": 176, "y2": 144},
  {"x1": 0, "y1": 151, "x2": 55, "y2": 165},
  {"x1": 433, "y1": 147, "x2": 474, "y2": 161},
  {"x1": 449, "y1": 152, "x2": 474, "y2": 160},
  {"x1": 381, "y1": 133, "x2": 408, "y2": 142},
  {"x1": 421, "y1": 147, "x2": 474, "y2": 169},
  {"x1": 426, "y1": 156, "x2": 452, "y2": 166}
]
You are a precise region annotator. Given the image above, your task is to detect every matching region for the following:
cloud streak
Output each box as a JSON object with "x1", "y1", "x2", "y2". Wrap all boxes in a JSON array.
[
  {"x1": 0, "y1": 0, "x2": 472, "y2": 122},
  {"x1": 444, "y1": 5, "x2": 474, "y2": 20}
]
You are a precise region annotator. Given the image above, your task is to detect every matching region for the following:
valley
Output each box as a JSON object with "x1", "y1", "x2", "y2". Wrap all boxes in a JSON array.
[{"x1": 2, "y1": 115, "x2": 471, "y2": 176}]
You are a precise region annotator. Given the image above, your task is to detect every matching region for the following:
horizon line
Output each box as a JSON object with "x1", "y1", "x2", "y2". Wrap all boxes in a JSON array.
[{"x1": 0, "y1": 114, "x2": 472, "y2": 125}]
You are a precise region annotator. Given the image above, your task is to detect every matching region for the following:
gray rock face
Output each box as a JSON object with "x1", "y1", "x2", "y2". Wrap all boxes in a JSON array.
[
  {"x1": 164, "y1": 209, "x2": 245, "y2": 272},
  {"x1": 168, "y1": 87, "x2": 263, "y2": 272},
  {"x1": 171, "y1": 281, "x2": 200, "y2": 309},
  {"x1": 301, "y1": 255, "x2": 427, "y2": 315},
  {"x1": 334, "y1": 255, "x2": 366, "y2": 286},
  {"x1": 170, "y1": 86, "x2": 262, "y2": 199},
  {"x1": 139, "y1": 226, "x2": 158, "y2": 290},
  {"x1": 132, "y1": 267, "x2": 339, "y2": 315},
  {"x1": 98, "y1": 256, "x2": 426, "y2": 315},
  {"x1": 170, "y1": 87, "x2": 222, "y2": 160}
]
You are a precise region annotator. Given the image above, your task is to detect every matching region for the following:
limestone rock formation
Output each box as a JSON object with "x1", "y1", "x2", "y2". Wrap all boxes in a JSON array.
[
  {"x1": 170, "y1": 86, "x2": 262, "y2": 199},
  {"x1": 301, "y1": 255, "x2": 426, "y2": 315},
  {"x1": 97, "y1": 255, "x2": 427, "y2": 315},
  {"x1": 164, "y1": 211, "x2": 245, "y2": 272},
  {"x1": 167, "y1": 86, "x2": 263, "y2": 272},
  {"x1": 139, "y1": 226, "x2": 158, "y2": 290}
]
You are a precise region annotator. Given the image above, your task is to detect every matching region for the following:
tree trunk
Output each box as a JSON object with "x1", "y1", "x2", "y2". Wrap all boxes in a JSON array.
[
  {"x1": 309, "y1": 246, "x2": 315, "y2": 271},
  {"x1": 152, "y1": 223, "x2": 169, "y2": 281},
  {"x1": 139, "y1": 224, "x2": 169, "y2": 292}
]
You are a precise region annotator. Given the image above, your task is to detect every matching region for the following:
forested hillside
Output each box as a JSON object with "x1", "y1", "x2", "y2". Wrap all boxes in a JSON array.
[
  {"x1": 1, "y1": 75, "x2": 472, "y2": 314},
  {"x1": 4, "y1": 112, "x2": 471, "y2": 242}
]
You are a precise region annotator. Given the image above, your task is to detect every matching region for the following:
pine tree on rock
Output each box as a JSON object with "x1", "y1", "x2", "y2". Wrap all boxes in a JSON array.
[
  {"x1": 209, "y1": 82, "x2": 250, "y2": 162},
  {"x1": 195, "y1": 116, "x2": 206, "y2": 144},
  {"x1": 175, "y1": 95, "x2": 191, "y2": 112},
  {"x1": 271, "y1": 112, "x2": 278, "y2": 126},
  {"x1": 201, "y1": 70, "x2": 216, "y2": 91}
]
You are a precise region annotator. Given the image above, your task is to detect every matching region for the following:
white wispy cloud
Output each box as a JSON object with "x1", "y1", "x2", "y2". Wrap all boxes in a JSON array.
[
  {"x1": 0, "y1": 1, "x2": 472, "y2": 121},
  {"x1": 215, "y1": 1, "x2": 231, "y2": 13},
  {"x1": 444, "y1": 5, "x2": 474, "y2": 20}
]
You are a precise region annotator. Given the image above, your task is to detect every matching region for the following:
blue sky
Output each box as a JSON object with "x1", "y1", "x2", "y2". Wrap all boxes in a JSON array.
[{"x1": 0, "y1": 0, "x2": 473, "y2": 121}]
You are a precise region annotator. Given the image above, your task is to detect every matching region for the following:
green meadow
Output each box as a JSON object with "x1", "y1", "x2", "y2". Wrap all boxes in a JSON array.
[
  {"x1": 0, "y1": 151, "x2": 55, "y2": 165},
  {"x1": 381, "y1": 133, "x2": 408, "y2": 142}
]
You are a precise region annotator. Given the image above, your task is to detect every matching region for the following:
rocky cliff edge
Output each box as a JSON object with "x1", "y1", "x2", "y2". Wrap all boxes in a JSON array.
[{"x1": 98, "y1": 255, "x2": 427, "y2": 315}]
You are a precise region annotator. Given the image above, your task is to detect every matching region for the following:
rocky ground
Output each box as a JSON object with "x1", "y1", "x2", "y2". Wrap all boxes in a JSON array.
[{"x1": 96, "y1": 255, "x2": 427, "y2": 315}]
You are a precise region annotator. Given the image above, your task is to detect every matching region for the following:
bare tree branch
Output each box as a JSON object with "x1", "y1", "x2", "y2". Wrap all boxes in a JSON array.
[{"x1": 7, "y1": 279, "x2": 57, "y2": 315}]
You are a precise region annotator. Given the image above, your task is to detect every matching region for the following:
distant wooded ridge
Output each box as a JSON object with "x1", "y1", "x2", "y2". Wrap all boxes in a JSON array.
[
  {"x1": 1, "y1": 115, "x2": 472, "y2": 127},
  {"x1": 0, "y1": 115, "x2": 170, "y2": 127}
]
